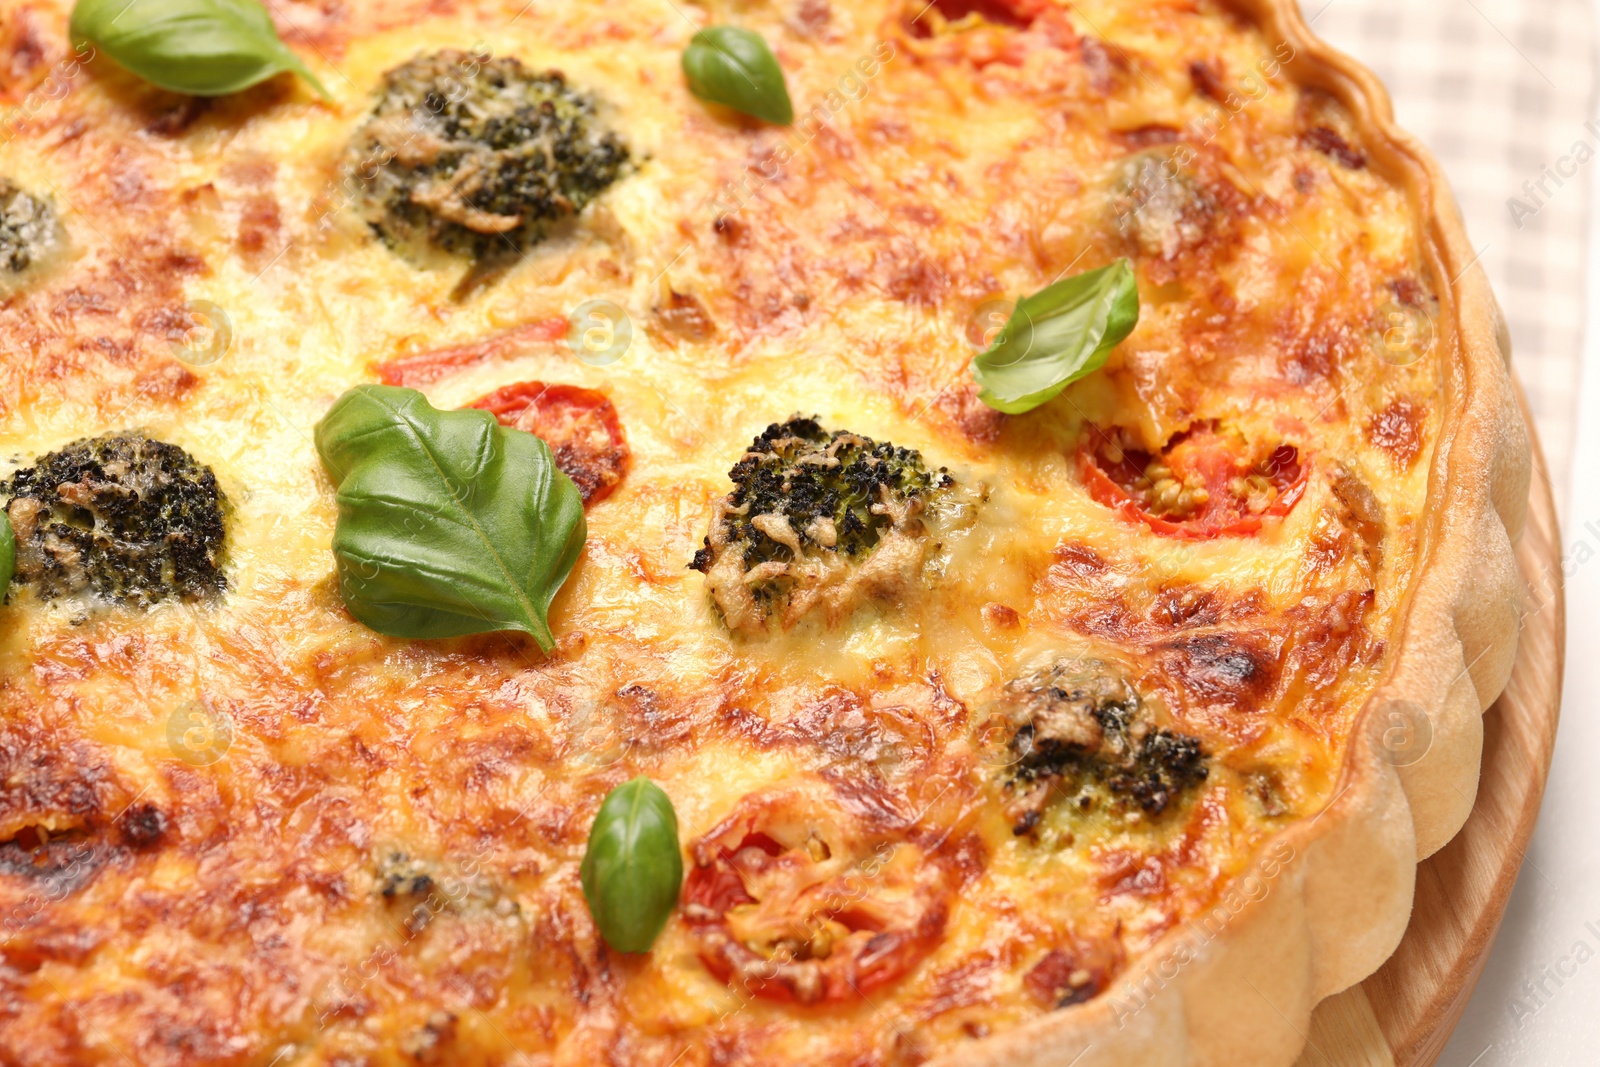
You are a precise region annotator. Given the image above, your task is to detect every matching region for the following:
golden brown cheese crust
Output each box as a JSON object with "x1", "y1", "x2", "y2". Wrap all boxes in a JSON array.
[{"x1": 0, "y1": 0, "x2": 1440, "y2": 1064}]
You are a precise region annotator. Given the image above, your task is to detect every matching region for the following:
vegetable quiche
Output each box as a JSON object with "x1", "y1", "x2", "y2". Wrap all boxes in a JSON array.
[{"x1": 0, "y1": 0, "x2": 1529, "y2": 1065}]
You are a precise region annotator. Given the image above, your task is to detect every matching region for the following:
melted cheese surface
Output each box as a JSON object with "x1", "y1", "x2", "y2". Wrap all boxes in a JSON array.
[{"x1": 0, "y1": 0, "x2": 1441, "y2": 1063}]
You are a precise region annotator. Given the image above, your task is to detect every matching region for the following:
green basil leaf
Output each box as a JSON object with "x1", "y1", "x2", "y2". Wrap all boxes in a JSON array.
[
  {"x1": 580, "y1": 777, "x2": 683, "y2": 953},
  {"x1": 70, "y1": 0, "x2": 329, "y2": 98},
  {"x1": 314, "y1": 384, "x2": 586, "y2": 648},
  {"x1": 0, "y1": 512, "x2": 14, "y2": 596},
  {"x1": 682, "y1": 26, "x2": 793, "y2": 125},
  {"x1": 972, "y1": 258, "x2": 1140, "y2": 414}
]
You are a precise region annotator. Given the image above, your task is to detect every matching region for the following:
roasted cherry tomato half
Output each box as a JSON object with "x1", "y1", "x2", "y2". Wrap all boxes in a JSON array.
[
  {"x1": 467, "y1": 382, "x2": 629, "y2": 505},
  {"x1": 1078, "y1": 423, "x2": 1308, "y2": 540},
  {"x1": 682, "y1": 781, "x2": 956, "y2": 1004}
]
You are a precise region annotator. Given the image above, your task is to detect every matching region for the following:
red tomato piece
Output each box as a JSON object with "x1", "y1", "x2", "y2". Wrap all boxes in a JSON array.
[
  {"x1": 1078, "y1": 424, "x2": 1309, "y2": 540},
  {"x1": 467, "y1": 382, "x2": 629, "y2": 505},
  {"x1": 374, "y1": 317, "x2": 569, "y2": 387},
  {"x1": 683, "y1": 782, "x2": 957, "y2": 1005}
]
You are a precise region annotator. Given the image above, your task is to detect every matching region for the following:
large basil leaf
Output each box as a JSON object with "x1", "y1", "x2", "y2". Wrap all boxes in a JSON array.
[
  {"x1": 0, "y1": 512, "x2": 13, "y2": 596},
  {"x1": 580, "y1": 777, "x2": 683, "y2": 953},
  {"x1": 314, "y1": 385, "x2": 585, "y2": 648},
  {"x1": 682, "y1": 26, "x2": 793, "y2": 125},
  {"x1": 973, "y1": 258, "x2": 1140, "y2": 414},
  {"x1": 70, "y1": 0, "x2": 329, "y2": 97}
]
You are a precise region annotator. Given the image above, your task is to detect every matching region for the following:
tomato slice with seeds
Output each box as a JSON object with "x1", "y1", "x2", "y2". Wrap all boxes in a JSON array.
[
  {"x1": 683, "y1": 782, "x2": 957, "y2": 1005},
  {"x1": 1078, "y1": 423, "x2": 1308, "y2": 540},
  {"x1": 467, "y1": 382, "x2": 629, "y2": 505}
]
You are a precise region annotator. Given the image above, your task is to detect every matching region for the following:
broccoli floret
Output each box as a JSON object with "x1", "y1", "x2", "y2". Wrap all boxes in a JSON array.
[
  {"x1": 5, "y1": 432, "x2": 227, "y2": 608},
  {"x1": 691, "y1": 416, "x2": 956, "y2": 636},
  {"x1": 343, "y1": 50, "x2": 631, "y2": 263},
  {"x1": 1110, "y1": 152, "x2": 1214, "y2": 263},
  {"x1": 997, "y1": 659, "x2": 1208, "y2": 835},
  {"x1": 1107, "y1": 728, "x2": 1207, "y2": 813},
  {"x1": 0, "y1": 178, "x2": 64, "y2": 290},
  {"x1": 376, "y1": 851, "x2": 443, "y2": 936},
  {"x1": 716, "y1": 417, "x2": 951, "y2": 564}
]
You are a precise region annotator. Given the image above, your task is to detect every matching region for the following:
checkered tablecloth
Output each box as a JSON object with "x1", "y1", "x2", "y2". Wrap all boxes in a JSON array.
[{"x1": 1306, "y1": 0, "x2": 1596, "y2": 503}]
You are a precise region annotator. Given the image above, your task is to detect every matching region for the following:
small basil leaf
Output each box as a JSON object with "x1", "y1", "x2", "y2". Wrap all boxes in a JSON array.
[
  {"x1": 70, "y1": 0, "x2": 329, "y2": 98},
  {"x1": 682, "y1": 26, "x2": 793, "y2": 125},
  {"x1": 314, "y1": 384, "x2": 586, "y2": 648},
  {"x1": 973, "y1": 258, "x2": 1140, "y2": 414},
  {"x1": 580, "y1": 777, "x2": 683, "y2": 953},
  {"x1": 0, "y1": 512, "x2": 14, "y2": 595}
]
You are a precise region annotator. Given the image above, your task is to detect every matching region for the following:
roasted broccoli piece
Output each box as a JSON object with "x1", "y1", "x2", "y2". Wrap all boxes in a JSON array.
[
  {"x1": 377, "y1": 851, "x2": 437, "y2": 902},
  {"x1": 5, "y1": 432, "x2": 227, "y2": 608},
  {"x1": 997, "y1": 659, "x2": 1208, "y2": 835},
  {"x1": 343, "y1": 50, "x2": 631, "y2": 263},
  {"x1": 372, "y1": 850, "x2": 513, "y2": 938},
  {"x1": 1110, "y1": 152, "x2": 1214, "y2": 263},
  {"x1": 0, "y1": 178, "x2": 64, "y2": 291},
  {"x1": 690, "y1": 416, "x2": 957, "y2": 636},
  {"x1": 377, "y1": 851, "x2": 444, "y2": 936}
]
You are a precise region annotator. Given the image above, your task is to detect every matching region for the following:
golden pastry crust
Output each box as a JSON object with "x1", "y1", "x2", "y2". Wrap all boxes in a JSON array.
[{"x1": 0, "y1": 0, "x2": 1525, "y2": 1064}]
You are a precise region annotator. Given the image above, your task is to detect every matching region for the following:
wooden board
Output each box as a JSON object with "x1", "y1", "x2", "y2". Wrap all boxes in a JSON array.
[{"x1": 1293, "y1": 395, "x2": 1565, "y2": 1067}]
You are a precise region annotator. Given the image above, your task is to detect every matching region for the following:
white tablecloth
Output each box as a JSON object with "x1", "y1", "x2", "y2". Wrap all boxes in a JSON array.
[{"x1": 1311, "y1": 0, "x2": 1594, "y2": 502}]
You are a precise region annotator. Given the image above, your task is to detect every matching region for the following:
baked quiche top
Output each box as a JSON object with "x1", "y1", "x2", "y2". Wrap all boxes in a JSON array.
[{"x1": 0, "y1": 0, "x2": 1449, "y2": 1064}]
